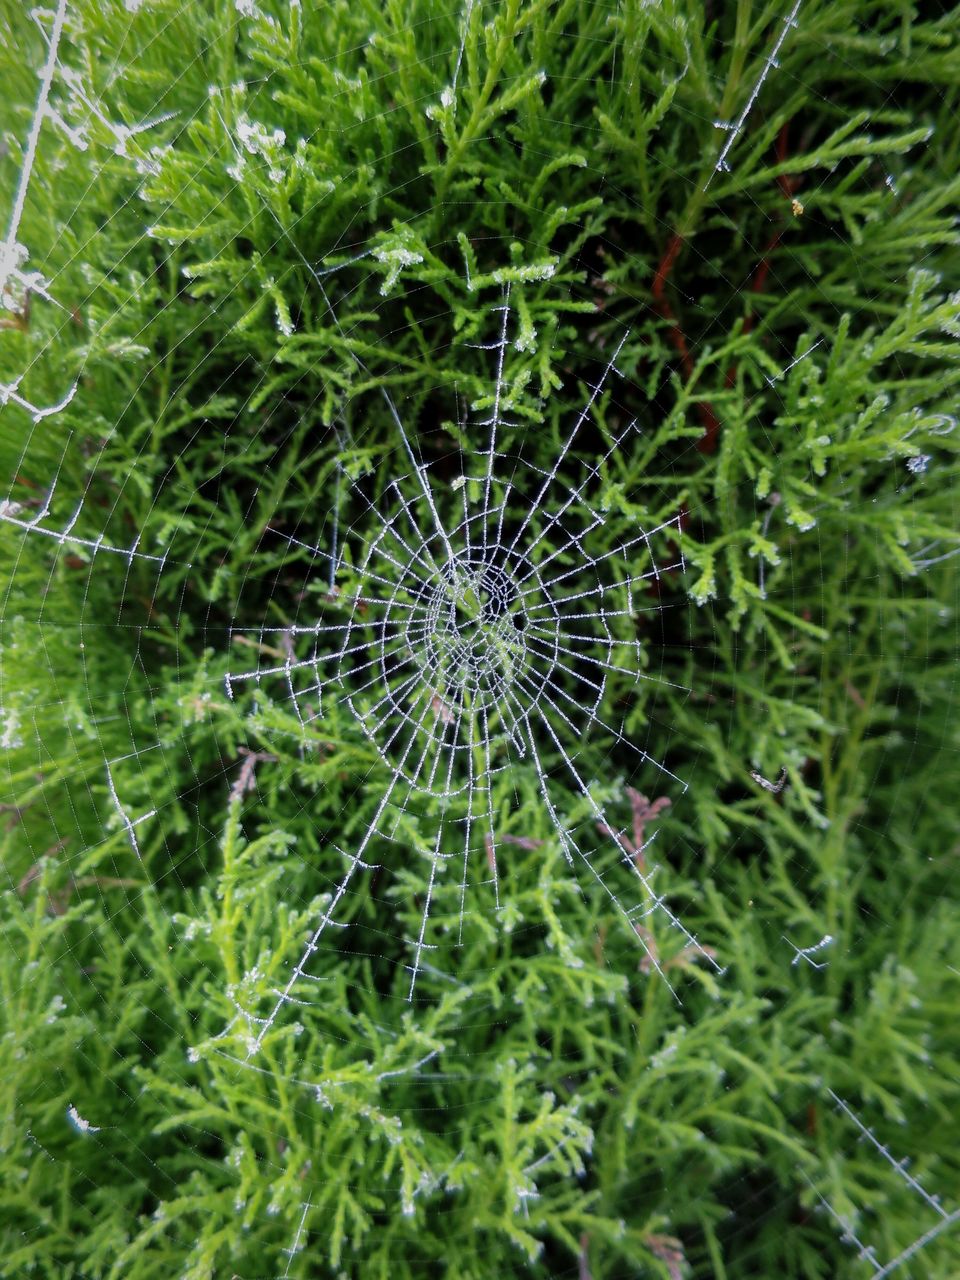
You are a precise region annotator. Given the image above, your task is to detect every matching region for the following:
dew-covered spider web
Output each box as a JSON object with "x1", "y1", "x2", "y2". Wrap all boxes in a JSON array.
[
  {"x1": 1, "y1": 1, "x2": 958, "y2": 1278},
  {"x1": 222, "y1": 305, "x2": 720, "y2": 1041}
]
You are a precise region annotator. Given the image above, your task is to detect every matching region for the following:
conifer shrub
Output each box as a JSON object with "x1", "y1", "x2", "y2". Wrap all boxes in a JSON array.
[{"x1": 1, "y1": 1, "x2": 958, "y2": 1277}]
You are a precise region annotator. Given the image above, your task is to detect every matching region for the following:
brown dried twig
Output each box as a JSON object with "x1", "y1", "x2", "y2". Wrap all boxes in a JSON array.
[
  {"x1": 636, "y1": 924, "x2": 718, "y2": 977},
  {"x1": 648, "y1": 1233, "x2": 687, "y2": 1280},
  {"x1": 500, "y1": 833, "x2": 546, "y2": 851},
  {"x1": 230, "y1": 746, "x2": 277, "y2": 805},
  {"x1": 596, "y1": 786, "x2": 671, "y2": 873}
]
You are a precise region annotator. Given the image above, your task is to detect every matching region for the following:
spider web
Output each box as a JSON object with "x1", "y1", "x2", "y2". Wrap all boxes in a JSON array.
[
  {"x1": 1, "y1": 1, "x2": 958, "y2": 1277},
  {"x1": 221, "y1": 300, "x2": 719, "y2": 1045}
]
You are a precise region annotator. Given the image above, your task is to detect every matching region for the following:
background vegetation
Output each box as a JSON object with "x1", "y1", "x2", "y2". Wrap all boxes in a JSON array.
[{"x1": 1, "y1": 0, "x2": 958, "y2": 1276}]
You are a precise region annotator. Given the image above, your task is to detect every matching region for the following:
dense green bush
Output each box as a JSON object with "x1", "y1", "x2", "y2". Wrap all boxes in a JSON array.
[{"x1": 1, "y1": 1, "x2": 958, "y2": 1276}]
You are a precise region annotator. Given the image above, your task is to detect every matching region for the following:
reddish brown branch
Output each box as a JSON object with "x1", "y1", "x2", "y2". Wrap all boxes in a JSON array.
[
  {"x1": 654, "y1": 123, "x2": 800, "y2": 449},
  {"x1": 725, "y1": 123, "x2": 798, "y2": 386},
  {"x1": 651, "y1": 232, "x2": 722, "y2": 453}
]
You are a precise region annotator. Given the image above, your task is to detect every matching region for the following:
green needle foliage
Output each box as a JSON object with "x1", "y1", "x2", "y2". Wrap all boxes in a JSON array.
[{"x1": 1, "y1": 1, "x2": 958, "y2": 1277}]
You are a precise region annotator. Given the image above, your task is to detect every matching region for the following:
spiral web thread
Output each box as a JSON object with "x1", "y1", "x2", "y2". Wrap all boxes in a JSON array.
[
  {"x1": 222, "y1": 299, "x2": 723, "y2": 1051},
  {"x1": 806, "y1": 1091, "x2": 960, "y2": 1278}
]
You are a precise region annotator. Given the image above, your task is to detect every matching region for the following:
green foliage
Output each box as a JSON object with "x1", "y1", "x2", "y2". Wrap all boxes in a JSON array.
[{"x1": 1, "y1": 0, "x2": 958, "y2": 1277}]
